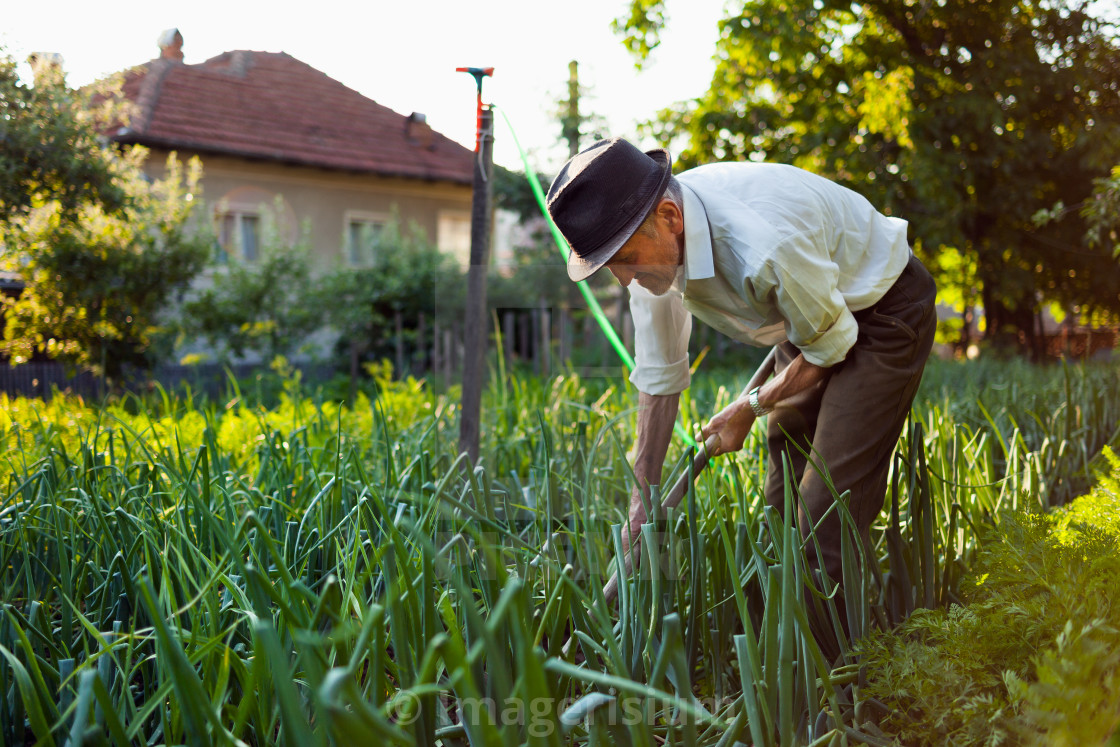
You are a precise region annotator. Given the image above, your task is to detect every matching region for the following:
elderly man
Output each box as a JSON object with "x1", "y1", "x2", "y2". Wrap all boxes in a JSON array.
[{"x1": 546, "y1": 137, "x2": 936, "y2": 589}]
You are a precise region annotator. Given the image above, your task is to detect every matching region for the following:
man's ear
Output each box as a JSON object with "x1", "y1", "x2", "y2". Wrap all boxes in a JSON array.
[{"x1": 657, "y1": 199, "x2": 684, "y2": 234}]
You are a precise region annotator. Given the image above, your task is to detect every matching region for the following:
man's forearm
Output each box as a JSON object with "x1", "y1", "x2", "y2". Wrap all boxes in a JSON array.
[
  {"x1": 703, "y1": 351, "x2": 832, "y2": 454},
  {"x1": 606, "y1": 391, "x2": 679, "y2": 567},
  {"x1": 622, "y1": 391, "x2": 680, "y2": 551},
  {"x1": 755, "y1": 352, "x2": 829, "y2": 410},
  {"x1": 632, "y1": 391, "x2": 680, "y2": 494}
]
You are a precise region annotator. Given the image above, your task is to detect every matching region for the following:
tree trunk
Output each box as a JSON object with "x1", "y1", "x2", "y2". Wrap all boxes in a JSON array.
[{"x1": 980, "y1": 273, "x2": 1037, "y2": 358}]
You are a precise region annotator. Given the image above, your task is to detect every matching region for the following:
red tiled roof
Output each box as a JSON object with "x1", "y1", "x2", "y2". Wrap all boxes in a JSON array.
[{"x1": 113, "y1": 51, "x2": 474, "y2": 184}]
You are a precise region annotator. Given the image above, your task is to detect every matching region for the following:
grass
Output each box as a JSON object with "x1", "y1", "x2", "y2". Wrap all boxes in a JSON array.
[{"x1": 1, "y1": 356, "x2": 1118, "y2": 745}]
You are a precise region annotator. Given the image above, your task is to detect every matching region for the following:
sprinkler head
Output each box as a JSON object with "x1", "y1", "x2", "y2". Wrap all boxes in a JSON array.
[{"x1": 456, "y1": 66, "x2": 494, "y2": 93}]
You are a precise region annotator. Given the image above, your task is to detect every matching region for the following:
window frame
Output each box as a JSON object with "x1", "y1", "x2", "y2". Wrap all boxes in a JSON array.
[
  {"x1": 343, "y1": 210, "x2": 391, "y2": 268},
  {"x1": 215, "y1": 208, "x2": 262, "y2": 263}
]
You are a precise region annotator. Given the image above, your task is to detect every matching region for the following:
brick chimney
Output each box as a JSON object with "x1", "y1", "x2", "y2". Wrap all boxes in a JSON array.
[
  {"x1": 157, "y1": 28, "x2": 184, "y2": 61},
  {"x1": 406, "y1": 112, "x2": 434, "y2": 149}
]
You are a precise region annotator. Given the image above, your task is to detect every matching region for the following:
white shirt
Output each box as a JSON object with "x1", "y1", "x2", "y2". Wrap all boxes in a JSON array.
[{"x1": 629, "y1": 161, "x2": 912, "y2": 395}]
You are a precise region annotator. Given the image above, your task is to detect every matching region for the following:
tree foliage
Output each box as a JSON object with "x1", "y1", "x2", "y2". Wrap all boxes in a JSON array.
[
  {"x1": 1, "y1": 150, "x2": 209, "y2": 378},
  {"x1": 554, "y1": 61, "x2": 609, "y2": 159},
  {"x1": 0, "y1": 50, "x2": 126, "y2": 221},
  {"x1": 618, "y1": 0, "x2": 1120, "y2": 353},
  {"x1": 317, "y1": 218, "x2": 463, "y2": 370},
  {"x1": 1082, "y1": 163, "x2": 1120, "y2": 257},
  {"x1": 493, "y1": 164, "x2": 552, "y2": 226},
  {"x1": 0, "y1": 49, "x2": 209, "y2": 379},
  {"x1": 178, "y1": 238, "x2": 324, "y2": 365}
]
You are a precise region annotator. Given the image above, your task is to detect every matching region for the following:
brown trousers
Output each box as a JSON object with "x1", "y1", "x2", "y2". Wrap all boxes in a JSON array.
[{"x1": 764, "y1": 253, "x2": 937, "y2": 584}]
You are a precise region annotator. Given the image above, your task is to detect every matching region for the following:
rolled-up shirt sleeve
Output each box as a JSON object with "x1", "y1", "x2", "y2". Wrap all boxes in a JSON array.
[
  {"x1": 628, "y1": 285, "x2": 693, "y2": 395},
  {"x1": 755, "y1": 239, "x2": 858, "y2": 368}
]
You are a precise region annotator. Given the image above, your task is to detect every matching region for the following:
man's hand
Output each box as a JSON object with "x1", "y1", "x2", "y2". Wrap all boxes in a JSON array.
[
  {"x1": 701, "y1": 351, "x2": 833, "y2": 456},
  {"x1": 702, "y1": 397, "x2": 757, "y2": 455},
  {"x1": 621, "y1": 490, "x2": 647, "y2": 562}
]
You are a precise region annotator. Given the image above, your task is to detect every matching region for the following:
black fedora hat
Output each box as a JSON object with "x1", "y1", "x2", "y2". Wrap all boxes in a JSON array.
[{"x1": 546, "y1": 137, "x2": 671, "y2": 282}]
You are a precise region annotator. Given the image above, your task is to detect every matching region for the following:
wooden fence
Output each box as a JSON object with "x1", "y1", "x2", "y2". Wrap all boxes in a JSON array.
[
  {"x1": 0, "y1": 361, "x2": 335, "y2": 400},
  {"x1": 407, "y1": 303, "x2": 643, "y2": 387},
  {"x1": 0, "y1": 299, "x2": 763, "y2": 400},
  {"x1": 0, "y1": 362, "x2": 102, "y2": 399}
]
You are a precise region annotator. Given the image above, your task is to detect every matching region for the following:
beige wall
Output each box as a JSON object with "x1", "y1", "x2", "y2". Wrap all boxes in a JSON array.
[{"x1": 142, "y1": 148, "x2": 473, "y2": 271}]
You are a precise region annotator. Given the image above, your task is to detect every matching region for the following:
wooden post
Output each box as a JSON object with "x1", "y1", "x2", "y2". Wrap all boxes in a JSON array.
[
  {"x1": 559, "y1": 306, "x2": 570, "y2": 367},
  {"x1": 538, "y1": 297, "x2": 551, "y2": 377},
  {"x1": 503, "y1": 311, "x2": 515, "y2": 368},
  {"x1": 563, "y1": 61, "x2": 581, "y2": 159},
  {"x1": 531, "y1": 307, "x2": 540, "y2": 376},
  {"x1": 459, "y1": 101, "x2": 495, "y2": 462},
  {"x1": 520, "y1": 311, "x2": 530, "y2": 366}
]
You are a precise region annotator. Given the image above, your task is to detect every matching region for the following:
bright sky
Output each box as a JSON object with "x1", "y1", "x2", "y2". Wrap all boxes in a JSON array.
[{"x1": 2, "y1": 0, "x2": 728, "y2": 173}]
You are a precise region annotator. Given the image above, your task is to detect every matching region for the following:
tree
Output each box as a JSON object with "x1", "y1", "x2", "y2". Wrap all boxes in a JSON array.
[
  {"x1": 0, "y1": 49, "x2": 210, "y2": 379},
  {"x1": 178, "y1": 237, "x2": 325, "y2": 365},
  {"x1": 317, "y1": 218, "x2": 462, "y2": 390},
  {"x1": 617, "y1": 0, "x2": 1120, "y2": 355},
  {"x1": 1034, "y1": 161, "x2": 1120, "y2": 326},
  {"x1": 0, "y1": 50, "x2": 126, "y2": 221},
  {"x1": 1082, "y1": 164, "x2": 1120, "y2": 260},
  {"x1": 556, "y1": 60, "x2": 608, "y2": 158},
  {"x1": 0, "y1": 151, "x2": 210, "y2": 378}
]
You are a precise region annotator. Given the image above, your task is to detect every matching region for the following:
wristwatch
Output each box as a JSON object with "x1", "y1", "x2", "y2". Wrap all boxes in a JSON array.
[{"x1": 748, "y1": 387, "x2": 770, "y2": 418}]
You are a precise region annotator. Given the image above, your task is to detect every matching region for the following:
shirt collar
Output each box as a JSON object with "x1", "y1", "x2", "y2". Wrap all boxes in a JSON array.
[{"x1": 681, "y1": 181, "x2": 715, "y2": 282}]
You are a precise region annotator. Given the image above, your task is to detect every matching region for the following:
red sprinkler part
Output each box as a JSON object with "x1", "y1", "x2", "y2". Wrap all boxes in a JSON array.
[{"x1": 456, "y1": 67, "x2": 494, "y2": 151}]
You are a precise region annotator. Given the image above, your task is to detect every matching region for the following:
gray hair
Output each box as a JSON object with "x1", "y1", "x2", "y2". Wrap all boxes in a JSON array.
[
  {"x1": 636, "y1": 176, "x2": 684, "y2": 237},
  {"x1": 662, "y1": 176, "x2": 684, "y2": 210}
]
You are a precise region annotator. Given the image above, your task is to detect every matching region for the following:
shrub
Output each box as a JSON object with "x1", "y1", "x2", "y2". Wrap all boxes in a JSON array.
[{"x1": 858, "y1": 447, "x2": 1120, "y2": 746}]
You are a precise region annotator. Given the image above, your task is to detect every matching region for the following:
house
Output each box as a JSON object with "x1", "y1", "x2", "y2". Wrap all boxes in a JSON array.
[{"x1": 110, "y1": 29, "x2": 476, "y2": 270}]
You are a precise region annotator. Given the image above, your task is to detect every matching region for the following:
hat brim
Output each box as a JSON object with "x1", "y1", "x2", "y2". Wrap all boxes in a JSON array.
[{"x1": 566, "y1": 148, "x2": 672, "y2": 283}]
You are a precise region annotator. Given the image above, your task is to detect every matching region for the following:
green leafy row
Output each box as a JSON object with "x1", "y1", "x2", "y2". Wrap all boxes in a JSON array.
[{"x1": 858, "y1": 447, "x2": 1120, "y2": 746}]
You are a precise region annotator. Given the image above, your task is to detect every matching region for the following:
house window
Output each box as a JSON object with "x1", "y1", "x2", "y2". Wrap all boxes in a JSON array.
[
  {"x1": 344, "y1": 211, "x2": 389, "y2": 267},
  {"x1": 348, "y1": 219, "x2": 383, "y2": 267},
  {"x1": 212, "y1": 187, "x2": 295, "y2": 263},
  {"x1": 217, "y1": 211, "x2": 260, "y2": 262},
  {"x1": 437, "y1": 210, "x2": 472, "y2": 268}
]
